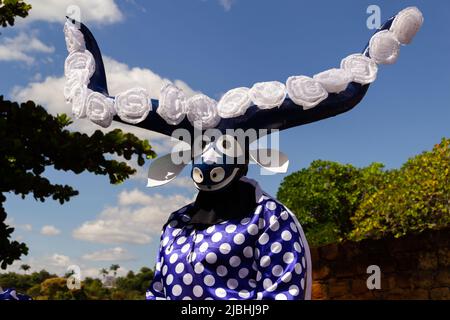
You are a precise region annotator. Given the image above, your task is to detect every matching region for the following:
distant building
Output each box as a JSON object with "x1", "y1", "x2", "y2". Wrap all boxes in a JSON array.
[{"x1": 102, "y1": 275, "x2": 116, "y2": 288}]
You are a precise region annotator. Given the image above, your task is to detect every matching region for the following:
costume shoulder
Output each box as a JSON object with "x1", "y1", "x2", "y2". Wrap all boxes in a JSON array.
[
  {"x1": 0, "y1": 288, "x2": 32, "y2": 301},
  {"x1": 163, "y1": 203, "x2": 195, "y2": 228},
  {"x1": 254, "y1": 188, "x2": 289, "y2": 219}
]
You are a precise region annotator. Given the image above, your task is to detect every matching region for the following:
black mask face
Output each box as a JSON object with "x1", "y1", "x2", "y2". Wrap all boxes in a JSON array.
[{"x1": 191, "y1": 134, "x2": 249, "y2": 192}]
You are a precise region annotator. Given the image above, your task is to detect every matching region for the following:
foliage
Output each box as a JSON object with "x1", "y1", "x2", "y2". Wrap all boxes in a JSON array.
[
  {"x1": 277, "y1": 139, "x2": 450, "y2": 246},
  {"x1": 99, "y1": 268, "x2": 109, "y2": 278},
  {"x1": 109, "y1": 264, "x2": 120, "y2": 277},
  {"x1": 114, "y1": 267, "x2": 154, "y2": 296},
  {"x1": 38, "y1": 277, "x2": 88, "y2": 300},
  {"x1": 0, "y1": 97, "x2": 156, "y2": 268},
  {"x1": 0, "y1": 0, "x2": 31, "y2": 28},
  {"x1": 0, "y1": 269, "x2": 56, "y2": 293},
  {"x1": 0, "y1": 267, "x2": 155, "y2": 300},
  {"x1": 350, "y1": 138, "x2": 450, "y2": 240},
  {"x1": 20, "y1": 264, "x2": 30, "y2": 272},
  {"x1": 277, "y1": 160, "x2": 388, "y2": 246}
]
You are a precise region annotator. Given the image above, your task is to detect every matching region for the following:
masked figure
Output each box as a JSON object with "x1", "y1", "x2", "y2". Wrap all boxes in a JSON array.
[
  {"x1": 0, "y1": 287, "x2": 32, "y2": 301},
  {"x1": 62, "y1": 7, "x2": 423, "y2": 300}
]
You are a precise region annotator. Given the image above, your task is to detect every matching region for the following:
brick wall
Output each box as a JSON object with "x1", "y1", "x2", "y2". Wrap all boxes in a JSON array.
[{"x1": 311, "y1": 228, "x2": 450, "y2": 300}]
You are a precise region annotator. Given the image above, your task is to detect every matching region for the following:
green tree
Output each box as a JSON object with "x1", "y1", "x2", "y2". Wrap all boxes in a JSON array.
[
  {"x1": 0, "y1": 98, "x2": 155, "y2": 269},
  {"x1": 0, "y1": 0, "x2": 31, "y2": 28},
  {"x1": 277, "y1": 160, "x2": 388, "y2": 246},
  {"x1": 0, "y1": 1, "x2": 156, "y2": 270},
  {"x1": 115, "y1": 267, "x2": 154, "y2": 294},
  {"x1": 1, "y1": 266, "x2": 155, "y2": 300},
  {"x1": 0, "y1": 269, "x2": 56, "y2": 294},
  {"x1": 350, "y1": 138, "x2": 450, "y2": 240},
  {"x1": 64, "y1": 270, "x2": 75, "y2": 278},
  {"x1": 20, "y1": 264, "x2": 30, "y2": 274},
  {"x1": 99, "y1": 268, "x2": 109, "y2": 280},
  {"x1": 38, "y1": 277, "x2": 87, "y2": 300},
  {"x1": 110, "y1": 264, "x2": 120, "y2": 277}
]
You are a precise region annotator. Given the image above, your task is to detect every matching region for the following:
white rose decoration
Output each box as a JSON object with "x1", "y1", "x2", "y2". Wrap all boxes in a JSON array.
[
  {"x1": 249, "y1": 81, "x2": 286, "y2": 109},
  {"x1": 369, "y1": 30, "x2": 400, "y2": 65},
  {"x1": 86, "y1": 92, "x2": 115, "y2": 128},
  {"x1": 64, "y1": 50, "x2": 95, "y2": 80},
  {"x1": 64, "y1": 21, "x2": 86, "y2": 53},
  {"x1": 157, "y1": 84, "x2": 187, "y2": 125},
  {"x1": 186, "y1": 94, "x2": 220, "y2": 129},
  {"x1": 286, "y1": 76, "x2": 328, "y2": 110},
  {"x1": 313, "y1": 68, "x2": 354, "y2": 93},
  {"x1": 70, "y1": 85, "x2": 92, "y2": 119},
  {"x1": 340, "y1": 54, "x2": 378, "y2": 85},
  {"x1": 115, "y1": 87, "x2": 150, "y2": 124},
  {"x1": 64, "y1": 70, "x2": 90, "y2": 102},
  {"x1": 390, "y1": 7, "x2": 424, "y2": 45},
  {"x1": 217, "y1": 87, "x2": 252, "y2": 118}
]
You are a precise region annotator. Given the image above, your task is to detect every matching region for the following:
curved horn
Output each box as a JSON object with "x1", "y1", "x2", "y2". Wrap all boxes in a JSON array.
[
  {"x1": 215, "y1": 7, "x2": 423, "y2": 134},
  {"x1": 63, "y1": 18, "x2": 194, "y2": 137},
  {"x1": 63, "y1": 7, "x2": 423, "y2": 141}
]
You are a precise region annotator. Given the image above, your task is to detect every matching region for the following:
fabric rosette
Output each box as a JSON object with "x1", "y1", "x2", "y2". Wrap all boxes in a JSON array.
[
  {"x1": 157, "y1": 84, "x2": 187, "y2": 125},
  {"x1": 86, "y1": 92, "x2": 115, "y2": 128},
  {"x1": 368, "y1": 30, "x2": 400, "y2": 65},
  {"x1": 64, "y1": 69, "x2": 90, "y2": 102},
  {"x1": 313, "y1": 68, "x2": 354, "y2": 93},
  {"x1": 217, "y1": 87, "x2": 252, "y2": 118},
  {"x1": 186, "y1": 94, "x2": 220, "y2": 129},
  {"x1": 286, "y1": 76, "x2": 328, "y2": 110},
  {"x1": 340, "y1": 54, "x2": 378, "y2": 85},
  {"x1": 249, "y1": 81, "x2": 286, "y2": 109},
  {"x1": 64, "y1": 50, "x2": 96, "y2": 80},
  {"x1": 115, "y1": 87, "x2": 150, "y2": 124},
  {"x1": 390, "y1": 7, "x2": 424, "y2": 45},
  {"x1": 64, "y1": 21, "x2": 86, "y2": 53},
  {"x1": 71, "y1": 85, "x2": 91, "y2": 119}
]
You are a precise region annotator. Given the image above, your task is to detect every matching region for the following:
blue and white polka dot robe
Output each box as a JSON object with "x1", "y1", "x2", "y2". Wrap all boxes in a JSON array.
[{"x1": 146, "y1": 178, "x2": 312, "y2": 300}]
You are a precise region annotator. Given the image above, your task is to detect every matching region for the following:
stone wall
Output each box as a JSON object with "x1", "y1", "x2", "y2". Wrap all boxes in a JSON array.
[{"x1": 311, "y1": 228, "x2": 450, "y2": 300}]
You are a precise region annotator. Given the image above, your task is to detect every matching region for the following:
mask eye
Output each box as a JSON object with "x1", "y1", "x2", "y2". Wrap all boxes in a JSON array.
[
  {"x1": 202, "y1": 139, "x2": 209, "y2": 150},
  {"x1": 192, "y1": 136, "x2": 211, "y2": 158},
  {"x1": 222, "y1": 139, "x2": 233, "y2": 153},
  {"x1": 210, "y1": 167, "x2": 225, "y2": 183},
  {"x1": 216, "y1": 135, "x2": 243, "y2": 158},
  {"x1": 192, "y1": 167, "x2": 204, "y2": 183}
]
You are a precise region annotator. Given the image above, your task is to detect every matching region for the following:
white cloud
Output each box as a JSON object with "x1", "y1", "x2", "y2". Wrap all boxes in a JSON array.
[
  {"x1": 103, "y1": 57, "x2": 197, "y2": 99},
  {"x1": 0, "y1": 32, "x2": 54, "y2": 64},
  {"x1": 21, "y1": 224, "x2": 33, "y2": 232},
  {"x1": 0, "y1": 254, "x2": 128, "y2": 279},
  {"x1": 73, "y1": 189, "x2": 194, "y2": 244},
  {"x1": 82, "y1": 247, "x2": 135, "y2": 262},
  {"x1": 219, "y1": 0, "x2": 235, "y2": 11},
  {"x1": 40, "y1": 225, "x2": 61, "y2": 236},
  {"x1": 0, "y1": 254, "x2": 71, "y2": 276},
  {"x1": 82, "y1": 266, "x2": 128, "y2": 279},
  {"x1": 165, "y1": 177, "x2": 194, "y2": 190},
  {"x1": 12, "y1": 56, "x2": 196, "y2": 116},
  {"x1": 11, "y1": 56, "x2": 197, "y2": 155},
  {"x1": 50, "y1": 253, "x2": 71, "y2": 267},
  {"x1": 131, "y1": 167, "x2": 194, "y2": 189},
  {"x1": 4, "y1": 218, "x2": 33, "y2": 232},
  {"x1": 25, "y1": 0, "x2": 123, "y2": 25}
]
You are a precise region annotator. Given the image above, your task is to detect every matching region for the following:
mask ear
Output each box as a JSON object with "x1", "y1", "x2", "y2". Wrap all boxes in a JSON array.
[
  {"x1": 249, "y1": 148, "x2": 290, "y2": 174},
  {"x1": 147, "y1": 153, "x2": 189, "y2": 187}
]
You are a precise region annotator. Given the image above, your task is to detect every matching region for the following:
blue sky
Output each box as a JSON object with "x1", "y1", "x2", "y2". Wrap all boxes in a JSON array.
[{"x1": 1, "y1": 0, "x2": 449, "y2": 278}]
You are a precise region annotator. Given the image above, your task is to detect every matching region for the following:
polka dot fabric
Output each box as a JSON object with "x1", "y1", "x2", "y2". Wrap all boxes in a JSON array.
[{"x1": 146, "y1": 180, "x2": 311, "y2": 300}]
